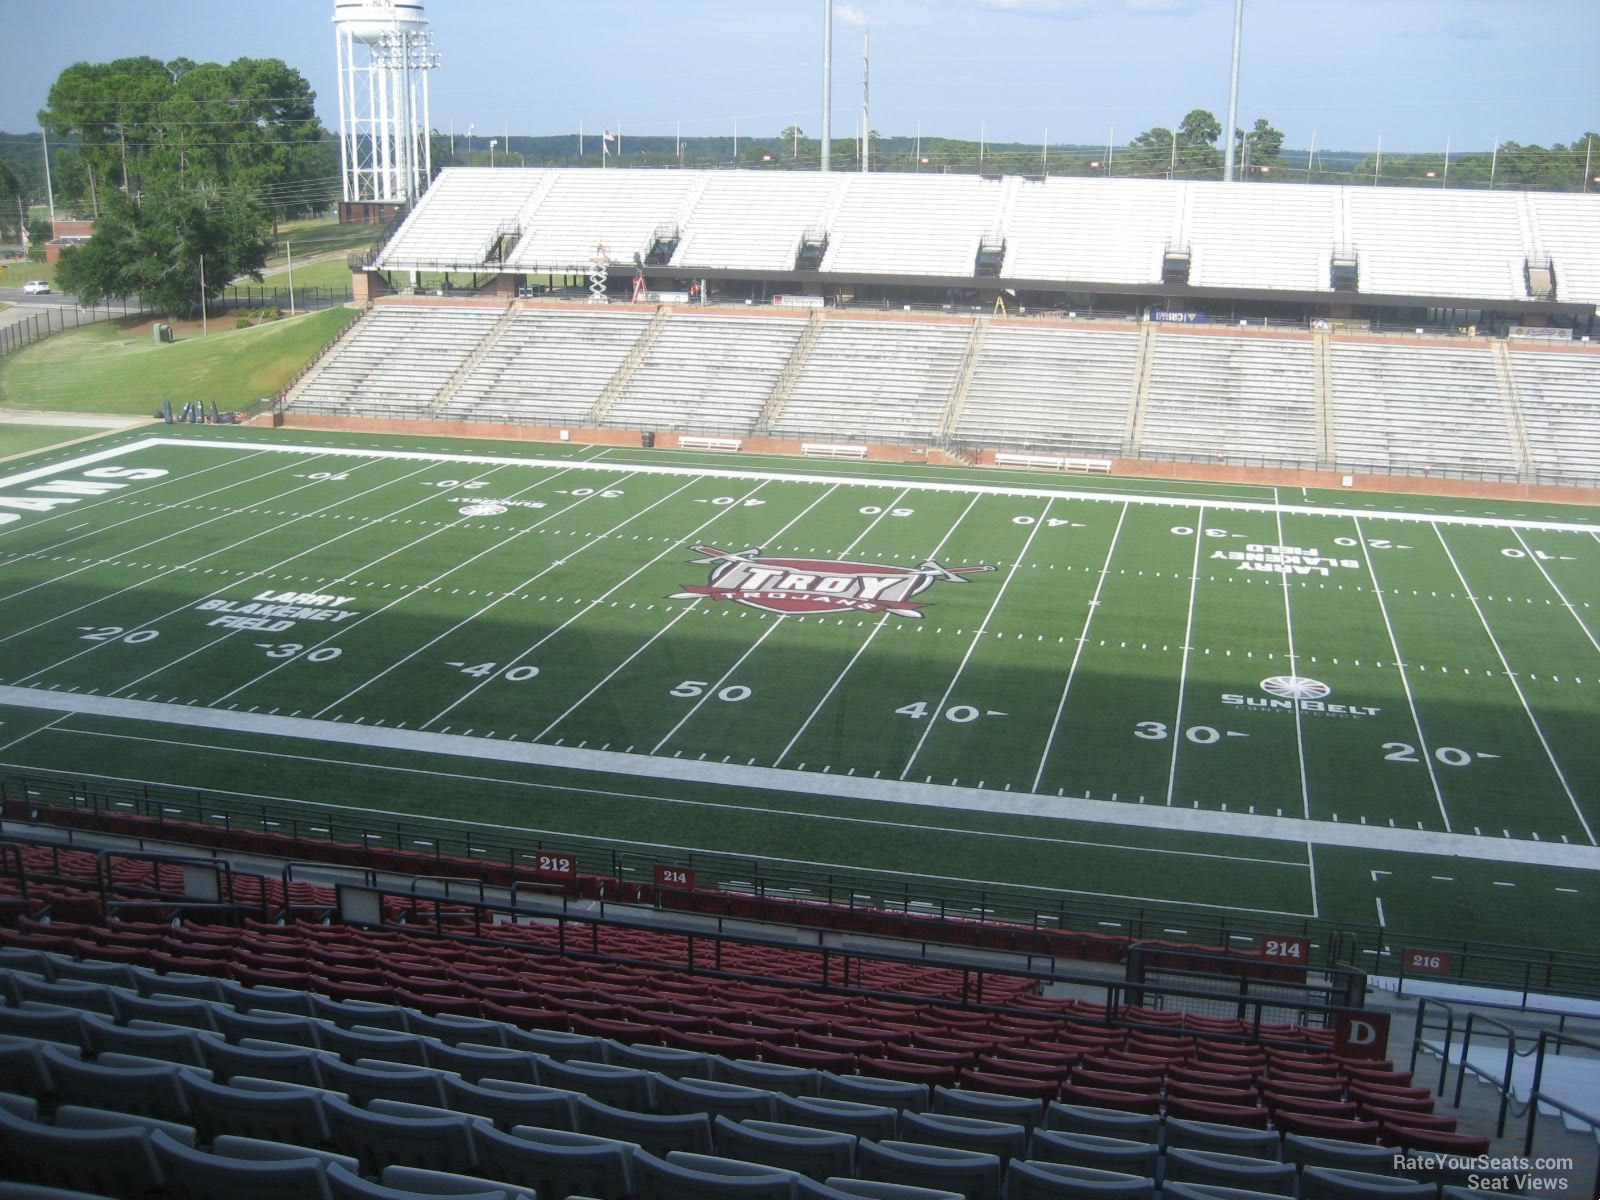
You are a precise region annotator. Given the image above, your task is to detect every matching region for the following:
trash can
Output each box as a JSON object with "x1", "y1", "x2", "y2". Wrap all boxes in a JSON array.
[
  {"x1": 153, "y1": 323, "x2": 173, "y2": 344},
  {"x1": 641, "y1": 431, "x2": 656, "y2": 449}
]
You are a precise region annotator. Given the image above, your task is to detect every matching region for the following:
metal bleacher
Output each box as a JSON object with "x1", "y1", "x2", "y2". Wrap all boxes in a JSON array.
[
  {"x1": 508, "y1": 171, "x2": 706, "y2": 271},
  {"x1": 603, "y1": 315, "x2": 809, "y2": 435},
  {"x1": 954, "y1": 325, "x2": 1140, "y2": 456},
  {"x1": 768, "y1": 321, "x2": 970, "y2": 445},
  {"x1": 1346, "y1": 189, "x2": 1530, "y2": 301},
  {"x1": 1527, "y1": 192, "x2": 1600, "y2": 309},
  {"x1": 1186, "y1": 183, "x2": 1338, "y2": 293},
  {"x1": 294, "y1": 306, "x2": 503, "y2": 418},
  {"x1": 439, "y1": 309, "x2": 651, "y2": 426},
  {"x1": 1330, "y1": 343, "x2": 1517, "y2": 477},
  {"x1": 377, "y1": 170, "x2": 549, "y2": 270},
  {"x1": 819, "y1": 174, "x2": 1006, "y2": 278},
  {"x1": 1139, "y1": 335, "x2": 1319, "y2": 468},
  {"x1": 1509, "y1": 349, "x2": 1600, "y2": 483},
  {"x1": 1002, "y1": 179, "x2": 1179, "y2": 285},
  {"x1": 671, "y1": 174, "x2": 844, "y2": 273}
]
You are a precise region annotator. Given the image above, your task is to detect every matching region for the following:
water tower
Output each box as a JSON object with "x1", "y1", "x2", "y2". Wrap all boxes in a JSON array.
[{"x1": 333, "y1": 0, "x2": 440, "y2": 216}]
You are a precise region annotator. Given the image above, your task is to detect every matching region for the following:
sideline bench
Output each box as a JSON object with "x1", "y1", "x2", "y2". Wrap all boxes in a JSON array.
[{"x1": 996, "y1": 453, "x2": 1113, "y2": 474}]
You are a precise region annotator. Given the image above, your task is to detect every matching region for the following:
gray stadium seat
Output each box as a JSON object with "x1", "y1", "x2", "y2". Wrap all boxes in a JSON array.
[
  {"x1": 198, "y1": 1033, "x2": 333, "y2": 1086},
  {"x1": 129, "y1": 967, "x2": 224, "y2": 1001},
  {"x1": 46, "y1": 958, "x2": 137, "y2": 990},
  {"x1": 932, "y1": 1084, "x2": 1045, "y2": 1128},
  {"x1": 1002, "y1": 1160, "x2": 1156, "y2": 1200},
  {"x1": 1159, "y1": 1185, "x2": 1303, "y2": 1200},
  {"x1": 655, "y1": 1073, "x2": 779, "y2": 1122},
  {"x1": 898, "y1": 1110, "x2": 1029, "y2": 1166},
  {"x1": 573, "y1": 1093, "x2": 715, "y2": 1156},
  {"x1": 180, "y1": 1073, "x2": 334, "y2": 1146},
  {"x1": 309, "y1": 995, "x2": 412, "y2": 1031},
  {"x1": 323, "y1": 1093, "x2": 481, "y2": 1176},
  {"x1": 856, "y1": 1138, "x2": 1003, "y2": 1200},
  {"x1": 325, "y1": 1163, "x2": 506, "y2": 1200},
  {"x1": 0, "y1": 1091, "x2": 36, "y2": 1120},
  {"x1": 537, "y1": 1056, "x2": 654, "y2": 1109},
  {"x1": 809, "y1": 1180, "x2": 965, "y2": 1200},
  {"x1": 1284, "y1": 1135, "x2": 1400, "y2": 1175},
  {"x1": 215, "y1": 1006, "x2": 323, "y2": 1047},
  {"x1": 0, "y1": 1105, "x2": 163, "y2": 1199},
  {"x1": 53, "y1": 1103, "x2": 198, "y2": 1146},
  {"x1": 1043, "y1": 1102, "x2": 1162, "y2": 1141},
  {"x1": 0, "y1": 1004, "x2": 87, "y2": 1047},
  {"x1": 442, "y1": 1074, "x2": 582, "y2": 1131},
  {"x1": 635, "y1": 1148, "x2": 798, "y2": 1199},
  {"x1": 381, "y1": 1165, "x2": 532, "y2": 1199},
  {"x1": 424, "y1": 1040, "x2": 538, "y2": 1084},
  {"x1": 714, "y1": 1057, "x2": 823, "y2": 1096},
  {"x1": 0, "y1": 1039, "x2": 61, "y2": 1096},
  {"x1": 406, "y1": 1013, "x2": 506, "y2": 1047},
  {"x1": 0, "y1": 1183, "x2": 126, "y2": 1200},
  {"x1": 14, "y1": 976, "x2": 116, "y2": 1016},
  {"x1": 212, "y1": 1133, "x2": 360, "y2": 1175},
  {"x1": 820, "y1": 1071, "x2": 930, "y2": 1112},
  {"x1": 1165, "y1": 1117, "x2": 1282, "y2": 1160},
  {"x1": 318, "y1": 1057, "x2": 449, "y2": 1107},
  {"x1": 0, "y1": 950, "x2": 52, "y2": 975},
  {"x1": 109, "y1": 990, "x2": 220, "y2": 1031},
  {"x1": 774, "y1": 1092, "x2": 900, "y2": 1141},
  {"x1": 150, "y1": 1128, "x2": 330, "y2": 1200},
  {"x1": 1163, "y1": 1148, "x2": 1297, "y2": 1195},
  {"x1": 1027, "y1": 1128, "x2": 1161, "y2": 1179},
  {"x1": 216, "y1": 980, "x2": 316, "y2": 1016},
  {"x1": 604, "y1": 1040, "x2": 714, "y2": 1079},
  {"x1": 713, "y1": 1114, "x2": 856, "y2": 1181},
  {"x1": 81, "y1": 1013, "x2": 206, "y2": 1067},
  {"x1": 39, "y1": 1044, "x2": 191, "y2": 1120},
  {"x1": 500, "y1": 1026, "x2": 605, "y2": 1062},
  {"x1": 1300, "y1": 1167, "x2": 1438, "y2": 1200},
  {"x1": 320, "y1": 1023, "x2": 431, "y2": 1066},
  {"x1": 470, "y1": 1123, "x2": 636, "y2": 1199}
]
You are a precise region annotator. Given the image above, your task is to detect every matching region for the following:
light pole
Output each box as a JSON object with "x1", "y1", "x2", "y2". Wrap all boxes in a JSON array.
[
  {"x1": 467, "y1": 124, "x2": 474, "y2": 164},
  {"x1": 490, "y1": 139, "x2": 497, "y2": 168}
]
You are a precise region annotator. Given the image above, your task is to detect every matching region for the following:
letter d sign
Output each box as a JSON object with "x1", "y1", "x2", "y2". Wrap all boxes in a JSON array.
[{"x1": 1333, "y1": 1009, "x2": 1392, "y2": 1060}]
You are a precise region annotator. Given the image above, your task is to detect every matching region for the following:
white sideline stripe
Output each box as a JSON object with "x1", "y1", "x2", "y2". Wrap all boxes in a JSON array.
[
  {"x1": 1356, "y1": 517, "x2": 1449, "y2": 832},
  {"x1": 1032, "y1": 501, "x2": 1128, "y2": 794},
  {"x1": 1166, "y1": 513, "x2": 1206, "y2": 807},
  {"x1": 1432, "y1": 522, "x2": 1598, "y2": 846},
  {"x1": 78, "y1": 439, "x2": 1600, "y2": 534},
  {"x1": 3, "y1": 684, "x2": 1597, "y2": 871}
]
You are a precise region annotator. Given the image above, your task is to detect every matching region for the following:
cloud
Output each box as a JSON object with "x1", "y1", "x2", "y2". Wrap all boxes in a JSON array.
[{"x1": 834, "y1": 3, "x2": 878, "y2": 26}]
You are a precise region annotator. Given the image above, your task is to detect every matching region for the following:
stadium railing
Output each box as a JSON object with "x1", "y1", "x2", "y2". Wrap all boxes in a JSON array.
[{"x1": 4, "y1": 770, "x2": 1597, "y2": 1005}]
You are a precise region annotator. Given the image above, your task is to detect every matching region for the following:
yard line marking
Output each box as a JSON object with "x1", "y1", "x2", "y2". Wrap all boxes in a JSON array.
[
  {"x1": 218, "y1": 470, "x2": 638, "y2": 707},
  {"x1": 100, "y1": 439, "x2": 1600, "y2": 534},
  {"x1": 1031, "y1": 501, "x2": 1128, "y2": 793},
  {"x1": 0, "y1": 456, "x2": 406, "y2": 655},
  {"x1": 1356, "y1": 517, "x2": 1450, "y2": 832},
  {"x1": 900, "y1": 498, "x2": 1053, "y2": 781},
  {"x1": 532, "y1": 484, "x2": 844, "y2": 742},
  {"x1": 1432, "y1": 522, "x2": 1596, "y2": 845},
  {"x1": 0, "y1": 713, "x2": 68, "y2": 757},
  {"x1": 0, "y1": 447, "x2": 280, "y2": 553},
  {"x1": 2, "y1": 730, "x2": 1318, "y2": 914},
  {"x1": 1307, "y1": 844, "x2": 1320, "y2": 919},
  {"x1": 1275, "y1": 504, "x2": 1311, "y2": 820},
  {"x1": 651, "y1": 617, "x2": 786, "y2": 754},
  {"x1": 1165, "y1": 511, "x2": 1206, "y2": 807},
  {"x1": 407, "y1": 476, "x2": 746, "y2": 728},
  {"x1": 110, "y1": 632, "x2": 238, "y2": 698},
  {"x1": 0, "y1": 451, "x2": 334, "y2": 602},
  {"x1": 775, "y1": 492, "x2": 984, "y2": 768},
  {"x1": 1510, "y1": 528, "x2": 1600, "y2": 656},
  {"x1": 5, "y1": 684, "x2": 1597, "y2": 872}
]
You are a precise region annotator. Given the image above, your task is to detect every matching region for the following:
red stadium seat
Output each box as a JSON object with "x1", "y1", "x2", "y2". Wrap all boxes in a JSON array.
[
  {"x1": 1378, "y1": 1124, "x2": 1490, "y2": 1156},
  {"x1": 1163, "y1": 1097, "x2": 1270, "y2": 1128},
  {"x1": 955, "y1": 1069, "x2": 1061, "y2": 1101},
  {"x1": 1058, "y1": 1083, "x2": 1163, "y2": 1115},
  {"x1": 1270, "y1": 1111, "x2": 1381, "y2": 1142}
]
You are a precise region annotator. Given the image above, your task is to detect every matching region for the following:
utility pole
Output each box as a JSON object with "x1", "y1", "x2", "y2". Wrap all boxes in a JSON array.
[
  {"x1": 41, "y1": 127, "x2": 56, "y2": 227},
  {"x1": 979, "y1": 123, "x2": 985, "y2": 169},
  {"x1": 1584, "y1": 135, "x2": 1593, "y2": 192},
  {"x1": 1107, "y1": 126, "x2": 1114, "y2": 176},
  {"x1": 287, "y1": 240, "x2": 295, "y2": 316},
  {"x1": 1374, "y1": 132, "x2": 1382, "y2": 186},
  {"x1": 199, "y1": 254, "x2": 207, "y2": 337},
  {"x1": 821, "y1": 0, "x2": 832, "y2": 172},
  {"x1": 1042, "y1": 126, "x2": 1048, "y2": 175},
  {"x1": 861, "y1": 32, "x2": 870, "y2": 173},
  {"x1": 1221, "y1": 0, "x2": 1244, "y2": 181},
  {"x1": 1442, "y1": 134, "x2": 1450, "y2": 187},
  {"x1": 1489, "y1": 134, "x2": 1499, "y2": 190}
]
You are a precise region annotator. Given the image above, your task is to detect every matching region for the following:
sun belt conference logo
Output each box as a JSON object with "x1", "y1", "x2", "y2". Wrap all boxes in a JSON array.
[
  {"x1": 1259, "y1": 676, "x2": 1331, "y2": 701},
  {"x1": 458, "y1": 502, "x2": 508, "y2": 517},
  {"x1": 671, "y1": 546, "x2": 994, "y2": 617}
]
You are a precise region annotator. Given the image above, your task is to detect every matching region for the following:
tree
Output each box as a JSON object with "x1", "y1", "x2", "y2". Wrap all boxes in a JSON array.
[
  {"x1": 1235, "y1": 117, "x2": 1283, "y2": 175},
  {"x1": 779, "y1": 125, "x2": 806, "y2": 159},
  {"x1": 57, "y1": 184, "x2": 270, "y2": 314}
]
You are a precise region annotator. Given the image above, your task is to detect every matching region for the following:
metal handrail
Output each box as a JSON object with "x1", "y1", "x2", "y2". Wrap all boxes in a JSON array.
[{"x1": 1523, "y1": 1029, "x2": 1600, "y2": 1160}]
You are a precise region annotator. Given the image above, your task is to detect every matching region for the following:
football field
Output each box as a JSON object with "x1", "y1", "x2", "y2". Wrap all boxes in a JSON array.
[{"x1": 1, "y1": 428, "x2": 1597, "y2": 956}]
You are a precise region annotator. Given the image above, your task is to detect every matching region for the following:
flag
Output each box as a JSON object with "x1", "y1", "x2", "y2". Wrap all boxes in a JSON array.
[{"x1": 602, "y1": 130, "x2": 615, "y2": 158}]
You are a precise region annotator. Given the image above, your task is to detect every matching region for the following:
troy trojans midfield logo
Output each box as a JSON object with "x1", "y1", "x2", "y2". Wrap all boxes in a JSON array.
[{"x1": 671, "y1": 546, "x2": 995, "y2": 618}]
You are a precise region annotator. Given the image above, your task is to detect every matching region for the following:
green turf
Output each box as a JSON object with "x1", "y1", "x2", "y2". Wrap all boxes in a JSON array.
[
  {"x1": 0, "y1": 261, "x2": 57, "y2": 290},
  {"x1": 0, "y1": 428, "x2": 1595, "y2": 957},
  {"x1": 0, "y1": 424, "x2": 111, "y2": 459},
  {"x1": 0, "y1": 307, "x2": 359, "y2": 415}
]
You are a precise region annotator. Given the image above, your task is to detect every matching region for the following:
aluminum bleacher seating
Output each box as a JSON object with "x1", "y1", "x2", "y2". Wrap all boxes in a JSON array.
[
  {"x1": 820, "y1": 175, "x2": 1004, "y2": 278},
  {"x1": 294, "y1": 306, "x2": 501, "y2": 418},
  {"x1": 1347, "y1": 188, "x2": 1529, "y2": 301},
  {"x1": 605, "y1": 314, "x2": 808, "y2": 435},
  {"x1": 1526, "y1": 192, "x2": 1600, "y2": 309},
  {"x1": 672, "y1": 173, "x2": 845, "y2": 273},
  {"x1": 1330, "y1": 342, "x2": 1514, "y2": 476},
  {"x1": 439, "y1": 308, "x2": 650, "y2": 426},
  {"x1": 1002, "y1": 179, "x2": 1179, "y2": 285},
  {"x1": 509, "y1": 170, "x2": 707, "y2": 271},
  {"x1": 1140, "y1": 334, "x2": 1318, "y2": 467},
  {"x1": 1187, "y1": 183, "x2": 1337, "y2": 293},
  {"x1": 378, "y1": 169, "x2": 551, "y2": 270},
  {"x1": 1510, "y1": 349, "x2": 1600, "y2": 483},
  {"x1": 771, "y1": 321, "x2": 968, "y2": 444},
  {"x1": 955, "y1": 325, "x2": 1138, "y2": 455}
]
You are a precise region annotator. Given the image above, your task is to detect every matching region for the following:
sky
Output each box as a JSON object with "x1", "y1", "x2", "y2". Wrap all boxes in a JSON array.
[{"x1": 4, "y1": 0, "x2": 1598, "y2": 153}]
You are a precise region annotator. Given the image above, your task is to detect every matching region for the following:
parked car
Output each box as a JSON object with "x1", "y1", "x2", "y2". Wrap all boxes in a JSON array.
[{"x1": 21, "y1": 280, "x2": 51, "y2": 295}]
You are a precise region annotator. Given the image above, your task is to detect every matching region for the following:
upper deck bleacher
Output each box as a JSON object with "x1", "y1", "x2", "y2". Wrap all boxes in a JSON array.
[
  {"x1": 1002, "y1": 178, "x2": 1178, "y2": 285},
  {"x1": 819, "y1": 174, "x2": 1004, "y2": 277},
  {"x1": 671, "y1": 173, "x2": 844, "y2": 272},
  {"x1": 376, "y1": 169, "x2": 549, "y2": 269},
  {"x1": 1527, "y1": 192, "x2": 1600, "y2": 308},
  {"x1": 1187, "y1": 183, "x2": 1337, "y2": 292},
  {"x1": 509, "y1": 171, "x2": 706, "y2": 271},
  {"x1": 1347, "y1": 188, "x2": 1529, "y2": 300}
]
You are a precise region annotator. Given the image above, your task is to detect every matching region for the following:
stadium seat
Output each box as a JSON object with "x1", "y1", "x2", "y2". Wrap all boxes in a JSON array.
[
  {"x1": 633, "y1": 1148, "x2": 798, "y2": 1200},
  {"x1": 573, "y1": 1094, "x2": 714, "y2": 1156},
  {"x1": 0, "y1": 1105, "x2": 164, "y2": 1199},
  {"x1": 1273, "y1": 1112, "x2": 1381, "y2": 1142},
  {"x1": 211, "y1": 1132, "x2": 360, "y2": 1175},
  {"x1": 442, "y1": 1074, "x2": 582, "y2": 1131},
  {"x1": 109, "y1": 991, "x2": 220, "y2": 1031},
  {"x1": 775, "y1": 1092, "x2": 901, "y2": 1141},
  {"x1": 1002, "y1": 1160, "x2": 1156, "y2": 1200},
  {"x1": 1042, "y1": 1102, "x2": 1162, "y2": 1141},
  {"x1": 381, "y1": 1165, "x2": 534, "y2": 1199},
  {"x1": 39, "y1": 1044, "x2": 191, "y2": 1120},
  {"x1": 324, "y1": 1163, "x2": 506, "y2": 1200},
  {"x1": 318, "y1": 1057, "x2": 449, "y2": 1108},
  {"x1": 899, "y1": 1109, "x2": 1029, "y2": 1165},
  {"x1": 180, "y1": 1073, "x2": 334, "y2": 1145},
  {"x1": 424, "y1": 1040, "x2": 538, "y2": 1084},
  {"x1": 1283, "y1": 1134, "x2": 1398, "y2": 1175},
  {"x1": 932, "y1": 1084, "x2": 1045, "y2": 1127},
  {"x1": 323, "y1": 1094, "x2": 481, "y2": 1176},
  {"x1": 807, "y1": 1181, "x2": 964, "y2": 1200},
  {"x1": 81, "y1": 1013, "x2": 206, "y2": 1067},
  {"x1": 1027, "y1": 1128, "x2": 1161, "y2": 1179},
  {"x1": 856, "y1": 1138, "x2": 1003, "y2": 1200},
  {"x1": 53, "y1": 1103, "x2": 197, "y2": 1146},
  {"x1": 604, "y1": 1040, "x2": 714, "y2": 1079},
  {"x1": 320, "y1": 1023, "x2": 431, "y2": 1066},
  {"x1": 0, "y1": 1004, "x2": 87, "y2": 1047},
  {"x1": 13, "y1": 976, "x2": 116, "y2": 1016},
  {"x1": 716, "y1": 1058, "x2": 823, "y2": 1095},
  {"x1": 468, "y1": 1123, "x2": 636, "y2": 1199},
  {"x1": 150, "y1": 1128, "x2": 330, "y2": 1200},
  {"x1": 1301, "y1": 1167, "x2": 1438, "y2": 1200},
  {"x1": 712, "y1": 1114, "x2": 856, "y2": 1180},
  {"x1": 656, "y1": 1073, "x2": 780, "y2": 1122},
  {"x1": 1163, "y1": 1148, "x2": 1297, "y2": 1195},
  {"x1": 820, "y1": 1072, "x2": 930, "y2": 1112},
  {"x1": 198, "y1": 1033, "x2": 333, "y2": 1086},
  {"x1": 537, "y1": 1056, "x2": 654, "y2": 1109}
]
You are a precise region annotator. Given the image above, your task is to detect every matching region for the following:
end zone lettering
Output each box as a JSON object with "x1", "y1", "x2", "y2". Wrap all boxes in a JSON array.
[
  {"x1": 195, "y1": 590, "x2": 360, "y2": 632},
  {"x1": 0, "y1": 466, "x2": 169, "y2": 528}
]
